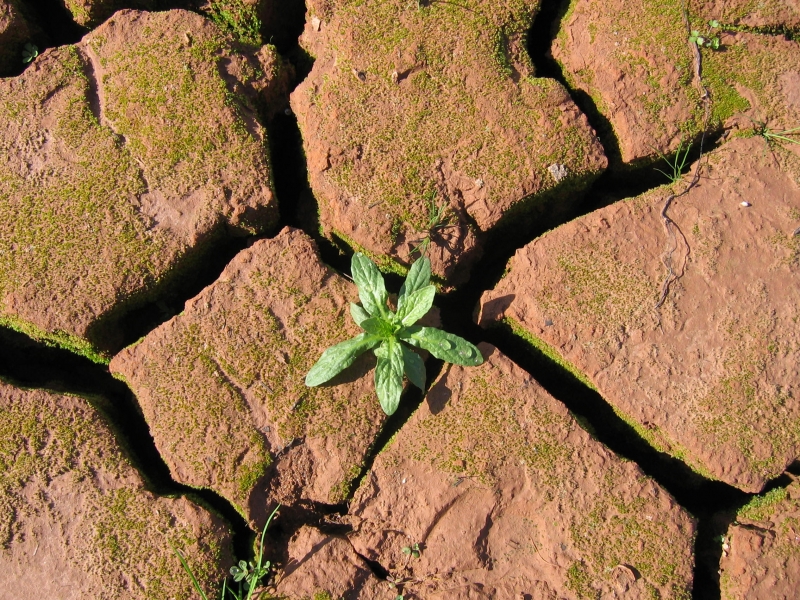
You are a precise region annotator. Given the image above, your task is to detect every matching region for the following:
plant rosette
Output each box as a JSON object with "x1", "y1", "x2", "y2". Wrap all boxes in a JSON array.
[{"x1": 305, "y1": 253, "x2": 483, "y2": 415}]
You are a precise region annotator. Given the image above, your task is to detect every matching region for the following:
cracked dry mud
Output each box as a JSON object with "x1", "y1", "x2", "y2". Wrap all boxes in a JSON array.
[
  {"x1": 2, "y1": 0, "x2": 800, "y2": 598},
  {"x1": 0, "y1": 9, "x2": 282, "y2": 361},
  {"x1": 0, "y1": 382, "x2": 233, "y2": 600},
  {"x1": 293, "y1": 0, "x2": 607, "y2": 285}
]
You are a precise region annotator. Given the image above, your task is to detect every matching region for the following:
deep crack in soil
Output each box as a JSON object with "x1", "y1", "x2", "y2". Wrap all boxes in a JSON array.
[{"x1": 2, "y1": 1, "x2": 797, "y2": 598}]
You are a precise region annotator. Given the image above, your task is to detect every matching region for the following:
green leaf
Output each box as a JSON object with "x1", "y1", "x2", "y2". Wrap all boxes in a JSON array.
[
  {"x1": 350, "y1": 303, "x2": 370, "y2": 327},
  {"x1": 351, "y1": 253, "x2": 389, "y2": 318},
  {"x1": 398, "y1": 255, "x2": 431, "y2": 313},
  {"x1": 395, "y1": 285, "x2": 435, "y2": 326},
  {"x1": 361, "y1": 316, "x2": 395, "y2": 338},
  {"x1": 401, "y1": 344, "x2": 426, "y2": 390},
  {"x1": 398, "y1": 326, "x2": 483, "y2": 366},
  {"x1": 374, "y1": 339, "x2": 404, "y2": 415},
  {"x1": 305, "y1": 333, "x2": 381, "y2": 386}
]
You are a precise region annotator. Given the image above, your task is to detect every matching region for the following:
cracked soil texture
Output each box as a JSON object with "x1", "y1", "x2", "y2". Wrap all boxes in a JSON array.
[
  {"x1": 278, "y1": 344, "x2": 695, "y2": 599},
  {"x1": 480, "y1": 136, "x2": 800, "y2": 493},
  {"x1": 720, "y1": 479, "x2": 800, "y2": 599},
  {"x1": 0, "y1": 9, "x2": 282, "y2": 360},
  {"x1": 553, "y1": 0, "x2": 800, "y2": 164},
  {"x1": 110, "y1": 228, "x2": 433, "y2": 527},
  {"x1": 292, "y1": 0, "x2": 607, "y2": 286},
  {"x1": 0, "y1": 381, "x2": 233, "y2": 600}
]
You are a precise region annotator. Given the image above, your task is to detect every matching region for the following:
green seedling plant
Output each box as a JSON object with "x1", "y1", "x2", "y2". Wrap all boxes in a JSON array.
[
  {"x1": 689, "y1": 20, "x2": 721, "y2": 50},
  {"x1": 305, "y1": 253, "x2": 482, "y2": 415},
  {"x1": 409, "y1": 191, "x2": 455, "y2": 257},
  {"x1": 654, "y1": 139, "x2": 692, "y2": 183},
  {"x1": 172, "y1": 505, "x2": 280, "y2": 600},
  {"x1": 402, "y1": 543, "x2": 421, "y2": 558},
  {"x1": 754, "y1": 121, "x2": 800, "y2": 147},
  {"x1": 21, "y1": 43, "x2": 38, "y2": 64}
]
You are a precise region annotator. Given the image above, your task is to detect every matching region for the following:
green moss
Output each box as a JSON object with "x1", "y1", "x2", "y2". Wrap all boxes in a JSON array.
[
  {"x1": 0, "y1": 19, "x2": 276, "y2": 359},
  {"x1": 569, "y1": 472, "x2": 694, "y2": 597},
  {"x1": 413, "y1": 371, "x2": 573, "y2": 489},
  {"x1": 0, "y1": 385, "x2": 228, "y2": 597},
  {"x1": 566, "y1": 561, "x2": 597, "y2": 599},
  {"x1": 0, "y1": 314, "x2": 108, "y2": 364},
  {"x1": 300, "y1": 0, "x2": 604, "y2": 275},
  {"x1": 117, "y1": 236, "x2": 385, "y2": 519},
  {"x1": 501, "y1": 317, "x2": 596, "y2": 390},
  {"x1": 738, "y1": 487, "x2": 788, "y2": 521},
  {"x1": 329, "y1": 464, "x2": 362, "y2": 503},
  {"x1": 203, "y1": 0, "x2": 263, "y2": 46}
]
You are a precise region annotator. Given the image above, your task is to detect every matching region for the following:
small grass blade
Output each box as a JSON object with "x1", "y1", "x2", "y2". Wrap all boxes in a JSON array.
[{"x1": 170, "y1": 542, "x2": 210, "y2": 600}]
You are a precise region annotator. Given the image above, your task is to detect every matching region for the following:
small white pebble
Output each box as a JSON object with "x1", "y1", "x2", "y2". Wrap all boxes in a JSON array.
[
  {"x1": 741, "y1": 201, "x2": 751, "y2": 207},
  {"x1": 401, "y1": 478, "x2": 407, "y2": 484}
]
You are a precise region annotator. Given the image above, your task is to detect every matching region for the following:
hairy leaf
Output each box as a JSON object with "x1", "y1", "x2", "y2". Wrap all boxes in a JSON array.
[
  {"x1": 350, "y1": 303, "x2": 371, "y2": 327},
  {"x1": 305, "y1": 333, "x2": 381, "y2": 386},
  {"x1": 401, "y1": 344, "x2": 426, "y2": 390},
  {"x1": 374, "y1": 338, "x2": 404, "y2": 415},
  {"x1": 395, "y1": 285, "x2": 435, "y2": 326},
  {"x1": 398, "y1": 255, "x2": 431, "y2": 313},
  {"x1": 361, "y1": 316, "x2": 395, "y2": 338},
  {"x1": 351, "y1": 253, "x2": 389, "y2": 318},
  {"x1": 399, "y1": 326, "x2": 483, "y2": 366}
]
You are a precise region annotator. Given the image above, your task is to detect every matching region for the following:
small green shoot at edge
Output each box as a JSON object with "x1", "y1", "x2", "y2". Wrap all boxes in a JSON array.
[{"x1": 172, "y1": 504, "x2": 280, "y2": 600}]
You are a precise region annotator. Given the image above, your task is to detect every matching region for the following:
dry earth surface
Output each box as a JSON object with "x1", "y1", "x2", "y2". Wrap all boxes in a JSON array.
[
  {"x1": 292, "y1": 0, "x2": 607, "y2": 285},
  {"x1": 719, "y1": 479, "x2": 800, "y2": 599},
  {"x1": 110, "y1": 228, "x2": 426, "y2": 527},
  {"x1": 3, "y1": 0, "x2": 800, "y2": 598},
  {"x1": 553, "y1": 0, "x2": 800, "y2": 163},
  {"x1": 0, "y1": 9, "x2": 283, "y2": 361},
  {"x1": 0, "y1": 381, "x2": 233, "y2": 599},
  {"x1": 480, "y1": 136, "x2": 800, "y2": 492},
  {"x1": 277, "y1": 344, "x2": 695, "y2": 599}
]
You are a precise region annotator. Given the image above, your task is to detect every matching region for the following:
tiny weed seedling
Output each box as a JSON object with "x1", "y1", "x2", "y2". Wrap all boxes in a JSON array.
[
  {"x1": 305, "y1": 254, "x2": 482, "y2": 415},
  {"x1": 654, "y1": 139, "x2": 692, "y2": 183},
  {"x1": 172, "y1": 505, "x2": 280, "y2": 600},
  {"x1": 689, "y1": 20, "x2": 721, "y2": 50},
  {"x1": 402, "y1": 543, "x2": 421, "y2": 558},
  {"x1": 754, "y1": 122, "x2": 800, "y2": 147},
  {"x1": 409, "y1": 191, "x2": 455, "y2": 257},
  {"x1": 21, "y1": 43, "x2": 38, "y2": 64}
]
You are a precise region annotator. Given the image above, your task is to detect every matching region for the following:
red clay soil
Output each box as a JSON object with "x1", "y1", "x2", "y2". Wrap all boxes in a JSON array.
[
  {"x1": 0, "y1": 0, "x2": 37, "y2": 76},
  {"x1": 292, "y1": 0, "x2": 607, "y2": 285},
  {"x1": 720, "y1": 480, "x2": 800, "y2": 599},
  {"x1": 275, "y1": 344, "x2": 695, "y2": 599},
  {"x1": 111, "y1": 228, "x2": 433, "y2": 527},
  {"x1": 553, "y1": 0, "x2": 800, "y2": 164},
  {"x1": 480, "y1": 136, "x2": 800, "y2": 492},
  {"x1": 0, "y1": 381, "x2": 232, "y2": 600},
  {"x1": 0, "y1": 10, "x2": 282, "y2": 359},
  {"x1": 273, "y1": 526, "x2": 385, "y2": 599},
  {"x1": 695, "y1": 0, "x2": 800, "y2": 29}
]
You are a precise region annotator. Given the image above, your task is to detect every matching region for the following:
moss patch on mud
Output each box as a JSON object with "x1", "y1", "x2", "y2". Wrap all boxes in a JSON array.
[
  {"x1": 0, "y1": 383, "x2": 229, "y2": 597},
  {"x1": 0, "y1": 13, "x2": 277, "y2": 359},
  {"x1": 554, "y1": 0, "x2": 800, "y2": 162},
  {"x1": 387, "y1": 354, "x2": 693, "y2": 598},
  {"x1": 298, "y1": 0, "x2": 605, "y2": 273},
  {"x1": 113, "y1": 232, "x2": 386, "y2": 516},
  {"x1": 413, "y1": 371, "x2": 573, "y2": 489}
]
